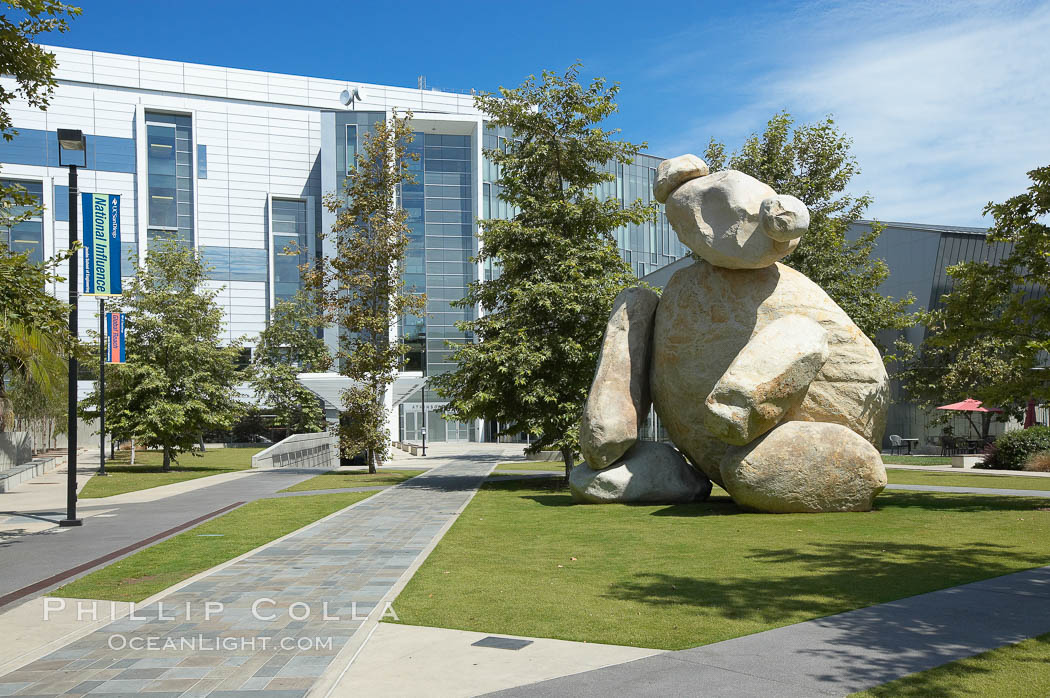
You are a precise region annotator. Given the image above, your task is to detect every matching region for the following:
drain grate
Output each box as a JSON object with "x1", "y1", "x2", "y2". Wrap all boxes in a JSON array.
[{"x1": 471, "y1": 636, "x2": 533, "y2": 650}]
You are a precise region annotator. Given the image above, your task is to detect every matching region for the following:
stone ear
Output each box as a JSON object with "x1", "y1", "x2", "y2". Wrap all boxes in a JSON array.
[
  {"x1": 654, "y1": 154, "x2": 709, "y2": 203},
  {"x1": 760, "y1": 194, "x2": 810, "y2": 242}
]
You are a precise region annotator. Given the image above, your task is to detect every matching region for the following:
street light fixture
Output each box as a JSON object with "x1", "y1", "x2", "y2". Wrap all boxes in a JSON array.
[{"x1": 57, "y1": 128, "x2": 85, "y2": 527}]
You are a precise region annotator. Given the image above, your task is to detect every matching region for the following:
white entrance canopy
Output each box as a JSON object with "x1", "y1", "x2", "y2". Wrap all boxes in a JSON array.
[{"x1": 296, "y1": 373, "x2": 426, "y2": 411}]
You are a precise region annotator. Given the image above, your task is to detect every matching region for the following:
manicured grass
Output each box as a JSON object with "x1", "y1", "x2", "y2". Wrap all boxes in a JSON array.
[
  {"x1": 79, "y1": 448, "x2": 263, "y2": 499},
  {"x1": 279, "y1": 469, "x2": 426, "y2": 492},
  {"x1": 882, "y1": 455, "x2": 952, "y2": 466},
  {"x1": 888, "y1": 469, "x2": 1050, "y2": 492},
  {"x1": 390, "y1": 477, "x2": 1050, "y2": 650},
  {"x1": 53, "y1": 491, "x2": 375, "y2": 602},
  {"x1": 852, "y1": 632, "x2": 1050, "y2": 697},
  {"x1": 494, "y1": 461, "x2": 577, "y2": 471}
]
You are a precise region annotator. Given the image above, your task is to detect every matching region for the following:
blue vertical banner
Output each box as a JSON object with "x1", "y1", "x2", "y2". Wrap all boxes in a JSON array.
[
  {"x1": 106, "y1": 312, "x2": 126, "y2": 364},
  {"x1": 81, "y1": 193, "x2": 122, "y2": 296}
]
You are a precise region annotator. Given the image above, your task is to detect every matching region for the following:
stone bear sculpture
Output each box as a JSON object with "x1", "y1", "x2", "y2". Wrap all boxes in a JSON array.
[{"x1": 571, "y1": 155, "x2": 890, "y2": 513}]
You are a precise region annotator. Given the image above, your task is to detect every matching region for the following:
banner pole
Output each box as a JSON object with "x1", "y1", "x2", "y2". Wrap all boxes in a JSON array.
[{"x1": 98, "y1": 298, "x2": 107, "y2": 476}]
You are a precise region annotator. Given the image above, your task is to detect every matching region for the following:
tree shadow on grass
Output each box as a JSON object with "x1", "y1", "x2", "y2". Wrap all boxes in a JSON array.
[{"x1": 604, "y1": 539, "x2": 1050, "y2": 692}]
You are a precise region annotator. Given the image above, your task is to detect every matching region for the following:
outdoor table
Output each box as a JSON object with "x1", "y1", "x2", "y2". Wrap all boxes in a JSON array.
[{"x1": 901, "y1": 438, "x2": 919, "y2": 454}]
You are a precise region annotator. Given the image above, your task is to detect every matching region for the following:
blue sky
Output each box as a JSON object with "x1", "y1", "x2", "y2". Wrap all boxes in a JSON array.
[{"x1": 50, "y1": 0, "x2": 1050, "y2": 226}]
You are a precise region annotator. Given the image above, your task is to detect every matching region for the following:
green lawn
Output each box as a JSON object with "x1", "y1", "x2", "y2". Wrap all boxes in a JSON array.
[
  {"x1": 888, "y1": 469, "x2": 1050, "y2": 492},
  {"x1": 54, "y1": 491, "x2": 375, "y2": 602},
  {"x1": 79, "y1": 448, "x2": 263, "y2": 498},
  {"x1": 882, "y1": 455, "x2": 952, "y2": 466},
  {"x1": 853, "y1": 632, "x2": 1050, "y2": 697},
  {"x1": 390, "y1": 477, "x2": 1050, "y2": 650},
  {"x1": 495, "y1": 461, "x2": 576, "y2": 471},
  {"x1": 279, "y1": 469, "x2": 426, "y2": 492}
]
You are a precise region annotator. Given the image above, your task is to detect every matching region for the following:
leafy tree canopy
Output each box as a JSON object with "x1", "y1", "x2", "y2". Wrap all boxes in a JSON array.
[
  {"x1": 904, "y1": 165, "x2": 1050, "y2": 419},
  {"x1": 251, "y1": 293, "x2": 331, "y2": 435},
  {"x1": 432, "y1": 64, "x2": 655, "y2": 476},
  {"x1": 79, "y1": 239, "x2": 243, "y2": 470},
  {"x1": 705, "y1": 111, "x2": 915, "y2": 356},
  {"x1": 308, "y1": 110, "x2": 423, "y2": 472}
]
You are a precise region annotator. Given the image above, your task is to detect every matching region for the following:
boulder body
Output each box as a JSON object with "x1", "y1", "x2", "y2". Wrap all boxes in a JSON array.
[
  {"x1": 651, "y1": 259, "x2": 889, "y2": 487},
  {"x1": 720, "y1": 421, "x2": 887, "y2": 513},
  {"x1": 570, "y1": 441, "x2": 712, "y2": 504},
  {"x1": 580, "y1": 287, "x2": 660, "y2": 469}
]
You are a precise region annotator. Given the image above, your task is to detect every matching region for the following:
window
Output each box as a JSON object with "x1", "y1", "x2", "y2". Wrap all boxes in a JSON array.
[
  {"x1": 202, "y1": 246, "x2": 267, "y2": 282},
  {"x1": 146, "y1": 112, "x2": 193, "y2": 247},
  {"x1": 1, "y1": 179, "x2": 43, "y2": 264},
  {"x1": 197, "y1": 144, "x2": 207, "y2": 179},
  {"x1": 272, "y1": 198, "x2": 308, "y2": 302},
  {"x1": 346, "y1": 124, "x2": 357, "y2": 173},
  {"x1": 234, "y1": 347, "x2": 252, "y2": 371}
]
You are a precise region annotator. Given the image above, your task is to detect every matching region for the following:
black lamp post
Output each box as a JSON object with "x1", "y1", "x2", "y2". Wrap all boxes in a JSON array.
[
  {"x1": 57, "y1": 128, "x2": 85, "y2": 527},
  {"x1": 419, "y1": 331, "x2": 426, "y2": 457}
]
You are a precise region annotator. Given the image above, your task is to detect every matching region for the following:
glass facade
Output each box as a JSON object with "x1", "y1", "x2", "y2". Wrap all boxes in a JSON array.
[
  {"x1": 398, "y1": 130, "x2": 477, "y2": 442},
  {"x1": 145, "y1": 112, "x2": 193, "y2": 247},
  {"x1": 0, "y1": 128, "x2": 135, "y2": 173},
  {"x1": 272, "y1": 198, "x2": 308, "y2": 302},
  {"x1": 0, "y1": 179, "x2": 43, "y2": 264}
]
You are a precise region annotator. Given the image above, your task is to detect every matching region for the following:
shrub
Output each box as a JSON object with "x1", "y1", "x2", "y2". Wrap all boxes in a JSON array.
[
  {"x1": 1024, "y1": 451, "x2": 1050, "y2": 472},
  {"x1": 977, "y1": 427, "x2": 1050, "y2": 470}
]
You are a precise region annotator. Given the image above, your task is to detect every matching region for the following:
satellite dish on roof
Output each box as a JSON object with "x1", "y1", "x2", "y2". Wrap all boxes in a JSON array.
[{"x1": 340, "y1": 86, "x2": 365, "y2": 108}]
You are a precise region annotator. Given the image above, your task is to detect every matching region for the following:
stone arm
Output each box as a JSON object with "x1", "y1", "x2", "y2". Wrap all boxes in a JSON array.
[
  {"x1": 704, "y1": 315, "x2": 830, "y2": 446},
  {"x1": 579, "y1": 287, "x2": 660, "y2": 469}
]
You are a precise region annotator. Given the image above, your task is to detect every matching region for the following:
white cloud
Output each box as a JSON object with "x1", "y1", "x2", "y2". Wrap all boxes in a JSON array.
[{"x1": 650, "y1": 1, "x2": 1050, "y2": 226}]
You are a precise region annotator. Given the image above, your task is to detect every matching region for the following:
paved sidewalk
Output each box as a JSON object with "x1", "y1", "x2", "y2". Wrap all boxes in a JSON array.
[
  {"x1": 489, "y1": 565, "x2": 1050, "y2": 697},
  {"x1": 885, "y1": 483, "x2": 1050, "y2": 497},
  {"x1": 0, "y1": 453, "x2": 499, "y2": 697},
  {"x1": 0, "y1": 465, "x2": 322, "y2": 606}
]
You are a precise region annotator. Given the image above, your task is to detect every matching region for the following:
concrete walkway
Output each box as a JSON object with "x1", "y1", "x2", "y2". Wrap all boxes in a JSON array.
[
  {"x1": 490, "y1": 564, "x2": 1050, "y2": 697},
  {"x1": 0, "y1": 449, "x2": 506, "y2": 697},
  {"x1": 886, "y1": 483, "x2": 1050, "y2": 497}
]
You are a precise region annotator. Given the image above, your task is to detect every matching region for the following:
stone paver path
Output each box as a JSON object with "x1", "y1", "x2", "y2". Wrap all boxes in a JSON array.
[{"x1": 0, "y1": 457, "x2": 496, "y2": 697}]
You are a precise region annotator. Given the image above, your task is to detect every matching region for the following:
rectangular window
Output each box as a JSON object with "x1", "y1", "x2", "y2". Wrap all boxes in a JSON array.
[
  {"x1": 202, "y1": 245, "x2": 266, "y2": 282},
  {"x1": 197, "y1": 144, "x2": 207, "y2": 179},
  {"x1": 272, "y1": 198, "x2": 308, "y2": 301},
  {"x1": 54, "y1": 184, "x2": 69, "y2": 222},
  {"x1": 1, "y1": 179, "x2": 43, "y2": 264},
  {"x1": 346, "y1": 124, "x2": 358, "y2": 174},
  {"x1": 146, "y1": 112, "x2": 193, "y2": 247}
]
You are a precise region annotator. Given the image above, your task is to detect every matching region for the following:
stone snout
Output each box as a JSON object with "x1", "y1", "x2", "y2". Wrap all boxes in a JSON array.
[{"x1": 703, "y1": 315, "x2": 830, "y2": 446}]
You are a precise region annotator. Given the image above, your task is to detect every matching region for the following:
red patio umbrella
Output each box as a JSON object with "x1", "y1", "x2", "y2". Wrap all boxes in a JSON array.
[
  {"x1": 936, "y1": 398, "x2": 1004, "y2": 439},
  {"x1": 1024, "y1": 399, "x2": 1038, "y2": 428}
]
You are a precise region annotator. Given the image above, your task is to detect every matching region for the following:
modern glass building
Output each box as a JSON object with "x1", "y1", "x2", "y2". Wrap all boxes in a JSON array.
[{"x1": 0, "y1": 46, "x2": 689, "y2": 443}]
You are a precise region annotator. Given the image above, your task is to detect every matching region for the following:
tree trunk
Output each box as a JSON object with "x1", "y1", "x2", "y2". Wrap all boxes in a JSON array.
[
  {"x1": 162, "y1": 446, "x2": 171, "y2": 472},
  {"x1": 561, "y1": 447, "x2": 574, "y2": 482},
  {"x1": 368, "y1": 447, "x2": 377, "y2": 475},
  {"x1": 199, "y1": 433, "x2": 206, "y2": 452}
]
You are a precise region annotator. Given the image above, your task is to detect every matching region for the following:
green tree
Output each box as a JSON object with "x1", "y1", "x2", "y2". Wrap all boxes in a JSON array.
[
  {"x1": 0, "y1": 1, "x2": 82, "y2": 429},
  {"x1": 251, "y1": 293, "x2": 331, "y2": 436},
  {"x1": 0, "y1": 246, "x2": 71, "y2": 429},
  {"x1": 432, "y1": 65, "x2": 655, "y2": 478},
  {"x1": 904, "y1": 165, "x2": 1050, "y2": 425},
  {"x1": 309, "y1": 110, "x2": 424, "y2": 473},
  {"x1": 80, "y1": 239, "x2": 243, "y2": 470},
  {"x1": 705, "y1": 112, "x2": 914, "y2": 355}
]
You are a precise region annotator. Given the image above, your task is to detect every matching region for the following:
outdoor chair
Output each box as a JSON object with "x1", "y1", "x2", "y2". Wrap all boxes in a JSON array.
[{"x1": 888, "y1": 434, "x2": 903, "y2": 455}]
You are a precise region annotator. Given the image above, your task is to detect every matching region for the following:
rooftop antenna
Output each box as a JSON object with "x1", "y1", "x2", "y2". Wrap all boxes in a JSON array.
[{"x1": 417, "y1": 75, "x2": 426, "y2": 91}]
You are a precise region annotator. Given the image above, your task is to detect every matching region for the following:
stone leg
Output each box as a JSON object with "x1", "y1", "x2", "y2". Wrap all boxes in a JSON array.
[
  {"x1": 570, "y1": 441, "x2": 712, "y2": 504},
  {"x1": 719, "y1": 421, "x2": 887, "y2": 513},
  {"x1": 580, "y1": 287, "x2": 660, "y2": 469}
]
